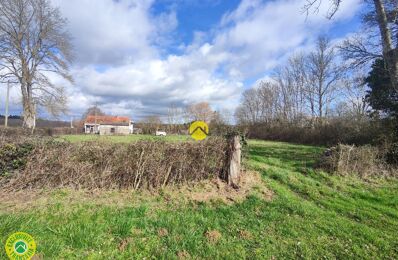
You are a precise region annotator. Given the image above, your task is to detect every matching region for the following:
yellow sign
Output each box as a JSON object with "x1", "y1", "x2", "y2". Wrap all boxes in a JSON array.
[
  {"x1": 5, "y1": 232, "x2": 36, "y2": 260},
  {"x1": 189, "y1": 121, "x2": 209, "y2": 141}
]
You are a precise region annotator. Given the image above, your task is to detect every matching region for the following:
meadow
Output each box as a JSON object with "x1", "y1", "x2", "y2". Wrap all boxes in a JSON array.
[{"x1": 0, "y1": 138, "x2": 397, "y2": 259}]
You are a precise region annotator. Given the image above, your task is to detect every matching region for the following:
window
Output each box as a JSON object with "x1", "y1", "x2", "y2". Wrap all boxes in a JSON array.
[{"x1": 110, "y1": 127, "x2": 115, "y2": 133}]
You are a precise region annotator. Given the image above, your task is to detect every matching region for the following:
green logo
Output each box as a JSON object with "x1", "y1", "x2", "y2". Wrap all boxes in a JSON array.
[
  {"x1": 14, "y1": 241, "x2": 28, "y2": 254},
  {"x1": 5, "y1": 232, "x2": 36, "y2": 259}
]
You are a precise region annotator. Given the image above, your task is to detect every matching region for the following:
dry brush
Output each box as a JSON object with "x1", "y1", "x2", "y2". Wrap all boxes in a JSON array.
[{"x1": 0, "y1": 137, "x2": 229, "y2": 191}]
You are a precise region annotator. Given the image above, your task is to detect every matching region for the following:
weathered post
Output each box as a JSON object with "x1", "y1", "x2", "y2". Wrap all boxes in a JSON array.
[
  {"x1": 5, "y1": 81, "x2": 10, "y2": 127},
  {"x1": 228, "y1": 135, "x2": 241, "y2": 187}
]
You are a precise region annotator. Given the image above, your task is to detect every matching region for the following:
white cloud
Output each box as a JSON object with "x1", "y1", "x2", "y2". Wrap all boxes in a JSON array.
[
  {"x1": 209, "y1": 0, "x2": 362, "y2": 78},
  {"x1": 51, "y1": 0, "x2": 172, "y2": 65},
  {"x1": 68, "y1": 54, "x2": 242, "y2": 119},
  {"x1": 26, "y1": 0, "x2": 363, "y2": 121}
]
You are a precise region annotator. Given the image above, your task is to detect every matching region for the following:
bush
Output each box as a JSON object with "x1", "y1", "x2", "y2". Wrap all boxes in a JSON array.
[
  {"x1": 0, "y1": 126, "x2": 83, "y2": 137},
  {"x1": 0, "y1": 137, "x2": 229, "y2": 190},
  {"x1": 246, "y1": 118, "x2": 394, "y2": 146},
  {"x1": 318, "y1": 144, "x2": 397, "y2": 178},
  {"x1": 386, "y1": 142, "x2": 398, "y2": 165},
  {"x1": 0, "y1": 142, "x2": 34, "y2": 176}
]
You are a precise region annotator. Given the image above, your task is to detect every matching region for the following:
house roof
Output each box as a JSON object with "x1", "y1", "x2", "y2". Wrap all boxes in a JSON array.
[{"x1": 85, "y1": 115, "x2": 131, "y2": 126}]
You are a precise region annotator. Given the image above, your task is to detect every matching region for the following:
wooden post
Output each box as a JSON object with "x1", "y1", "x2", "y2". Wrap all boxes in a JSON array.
[
  {"x1": 5, "y1": 81, "x2": 10, "y2": 127},
  {"x1": 228, "y1": 135, "x2": 241, "y2": 187},
  {"x1": 94, "y1": 102, "x2": 98, "y2": 133}
]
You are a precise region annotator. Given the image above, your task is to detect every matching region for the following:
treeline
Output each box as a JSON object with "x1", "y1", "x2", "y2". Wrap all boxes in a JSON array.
[
  {"x1": 138, "y1": 102, "x2": 231, "y2": 135},
  {"x1": 235, "y1": 36, "x2": 397, "y2": 147},
  {"x1": 0, "y1": 117, "x2": 70, "y2": 128},
  {"x1": 234, "y1": 0, "x2": 398, "y2": 150},
  {"x1": 0, "y1": 115, "x2": 21, "y2": 119},
  {"x1": 236, "y1": 37, "x2": 366, "y2": 126}
]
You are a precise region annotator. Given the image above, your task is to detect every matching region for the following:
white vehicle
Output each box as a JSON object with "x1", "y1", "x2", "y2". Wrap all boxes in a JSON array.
[{"x1": 155, "y1": 130, "x2": 167, "y2": 136}]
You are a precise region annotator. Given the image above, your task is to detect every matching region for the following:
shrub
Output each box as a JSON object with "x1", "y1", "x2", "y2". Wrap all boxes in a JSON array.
[
  {"x1": 386, "y1": 142, "x2": 398, "y2": 165},
  {"x1": 0, "y1": 126, "x2": 83, "y2": 137},
  {"x1": 0, "y1": 142, "x2": 34, "y2": 176},
  {"x1": 1, "y1": 137, "x2": 229, "y2": 190},
  {"x1": 319, "y1": 144, "x2": 397, "y2": 178},
  {"x1": 245, "y1": 118, "x2": 394, "y2": 146}
]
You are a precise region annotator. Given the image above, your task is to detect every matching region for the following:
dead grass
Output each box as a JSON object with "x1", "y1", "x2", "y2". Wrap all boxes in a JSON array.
[
  {"x1": 118, "y1": 238, "x2": 133, "y2": 252},
  {"x1": 157, "y1": 228, "x2": 169, "y2": 237},
  {"x1": 177, "y1": 250, "x2": 191, "y2": 259},
  {"x1": 238, "y1": 230, "x2": 253, "y2": 240},
  {"x1": 319, "y1": 144, "x2": 398, "y2": 179},
  {"x1": 205, "y1": 230, "x2": 222, "y2": 243},
  {"x1": 156, "y1": 170, "x2": 272, "y2": 205},
  {"x1": 0, "y1": 171, "x2": 272, "y2": 213}
]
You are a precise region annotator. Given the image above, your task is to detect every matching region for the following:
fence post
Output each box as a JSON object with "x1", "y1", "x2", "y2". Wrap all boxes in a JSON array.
[{"x1": 228, "y1": 135, "x2": 241, "y2": 187}]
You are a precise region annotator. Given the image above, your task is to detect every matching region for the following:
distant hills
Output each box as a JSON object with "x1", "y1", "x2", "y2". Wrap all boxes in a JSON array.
[{"x1": 0, "y1": 115, "x2": 70, "y2": 127}]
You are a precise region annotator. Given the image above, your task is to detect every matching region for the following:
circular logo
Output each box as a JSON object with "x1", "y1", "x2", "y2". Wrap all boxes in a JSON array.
[
  {"x1": 5, "y1": 232, "x2": 36, "y2": 260},
  {"x1": 189, "y1": 121, "x2": 209, "y2": 141}
]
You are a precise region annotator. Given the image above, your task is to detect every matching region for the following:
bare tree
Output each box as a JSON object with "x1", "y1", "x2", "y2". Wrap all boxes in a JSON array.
[
  {"x1": 340, "y1": 71, "x2": 370, "y2": 121},
  {"x1": 257, "y1": 81, "x2": 280, "y2": 123},
  {"x1": 305, "y1": 36, "x2": 342, "y2": 120},
  {"x1": 238, "y1": 88, "x2": 263, "y2": 124},
  {"x1": 186, "y1": 102, "x2": 215, "y2": 123},
  {"x1": 235, "y1": 81, "x2": 280, "y2": 124},
  {"x1": 273, "y1": 55, "x2": 310, "y2": 122},
  {"x1": 286, "y1": 54, "x2": 308, "y2": 120},
  {"x1": 274, "y1": 67, "x2": 294, "y2": 121},
  {"x1": 236, "y1": 38, "x2": 343, "y2": 126},
  {"x1": 141, "y1": 115, "x2": 162, "y2": 134},
  {"x1": 303, "y1": 0, "x2": 398, "y2": 91},
  {"x1": 339, "y1": 34, "x2": 383, "y2": 68},
  {"x1": 0, "y1": 0, "x2": 73, "y2": 129},
  {"x1": 167, "y1": 103, "x2": 183, "y2": 132},
  {"x1": 81, "y1": 106, "x2": 105, "y2": 120}
]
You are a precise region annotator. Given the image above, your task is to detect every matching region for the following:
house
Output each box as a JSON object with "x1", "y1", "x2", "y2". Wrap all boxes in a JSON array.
[{"x1": 84, "y1": 115, "x2": 133, "y2": 135}]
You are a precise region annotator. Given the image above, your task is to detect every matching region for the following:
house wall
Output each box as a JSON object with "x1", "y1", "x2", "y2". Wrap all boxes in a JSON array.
[
  {"x1": 84, "y1": 124, "x2": 99, "y2": 134},
  {"x1": 99, "y1": 125, "x2": 130, "y2": 135}
]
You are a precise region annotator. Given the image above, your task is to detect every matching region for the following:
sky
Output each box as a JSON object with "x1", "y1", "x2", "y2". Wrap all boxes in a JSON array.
[{"x1": 1, "y1": 0, "x2": 364, "y2": 121}]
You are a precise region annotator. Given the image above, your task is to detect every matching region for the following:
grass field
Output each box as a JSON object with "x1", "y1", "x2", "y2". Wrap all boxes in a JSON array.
[
  {"x1": 1, "y1": 139, "x2": 398, "y2": 259},
  {"x1": 58, "y1": 134, "x2": 192, "y2": 143}
]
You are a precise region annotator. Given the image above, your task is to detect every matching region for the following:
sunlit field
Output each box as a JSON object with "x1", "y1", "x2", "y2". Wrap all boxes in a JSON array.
[{"x1": 1, "y1": 140, "x2": 397, "y2": 259}]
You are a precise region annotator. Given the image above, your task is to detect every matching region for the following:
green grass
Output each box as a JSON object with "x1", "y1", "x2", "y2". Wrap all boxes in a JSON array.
[
  {"x1": 58, "y1": 134, "x2": 192, "y2": 143},
  {"x1": 1, "y1": 140, "x2": 398, "y2": 259}
]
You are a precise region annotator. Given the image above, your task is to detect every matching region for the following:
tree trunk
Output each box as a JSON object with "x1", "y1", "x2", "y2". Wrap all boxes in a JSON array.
[
  {"x1": 373, "y1": 0, "x2": 398, "y2": 91},
  {"x1": 22, "y1": 96, "x2": 36, "y2": 130}
]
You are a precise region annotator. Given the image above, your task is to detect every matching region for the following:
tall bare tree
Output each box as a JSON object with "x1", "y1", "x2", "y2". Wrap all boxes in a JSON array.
[
  {"x1": 236, "y1": 37, "x2": 343, "y2": 126},
  {"x1": 0, "y1": 0, "x2": 73, "y2": 129},
  {"x1": 339, "y1": 71, "x2": 370, "y2": 121},
  {"x1": 303, "y1": 0, "x2": 398, "y2": 91},
  {"x1": 286, "y1": 54, "x2": 308, "y2": 120},
  {"x1": 167, "y1": 103, "x2": 183, "y2": 132},
  {"x1": 235, "y1": 81, "x2": 280, "y2": 124},
  {"x1": 257, "y1": 81, "x2": 280, "y2": 123},
  {"x1": 306, "y1": 36, "x2": 342, "y2": 120},
  {"x1": 273, "y1": 55, "x2": 309, "y2": 122},
  {"x1": 235, "y1": 88, "x2": 263, "y2": 124}
]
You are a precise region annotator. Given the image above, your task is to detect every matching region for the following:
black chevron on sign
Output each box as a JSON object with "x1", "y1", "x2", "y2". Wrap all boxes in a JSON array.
[{"x1": 189, "y1": 126, "x2": 208, "y2": 135}]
